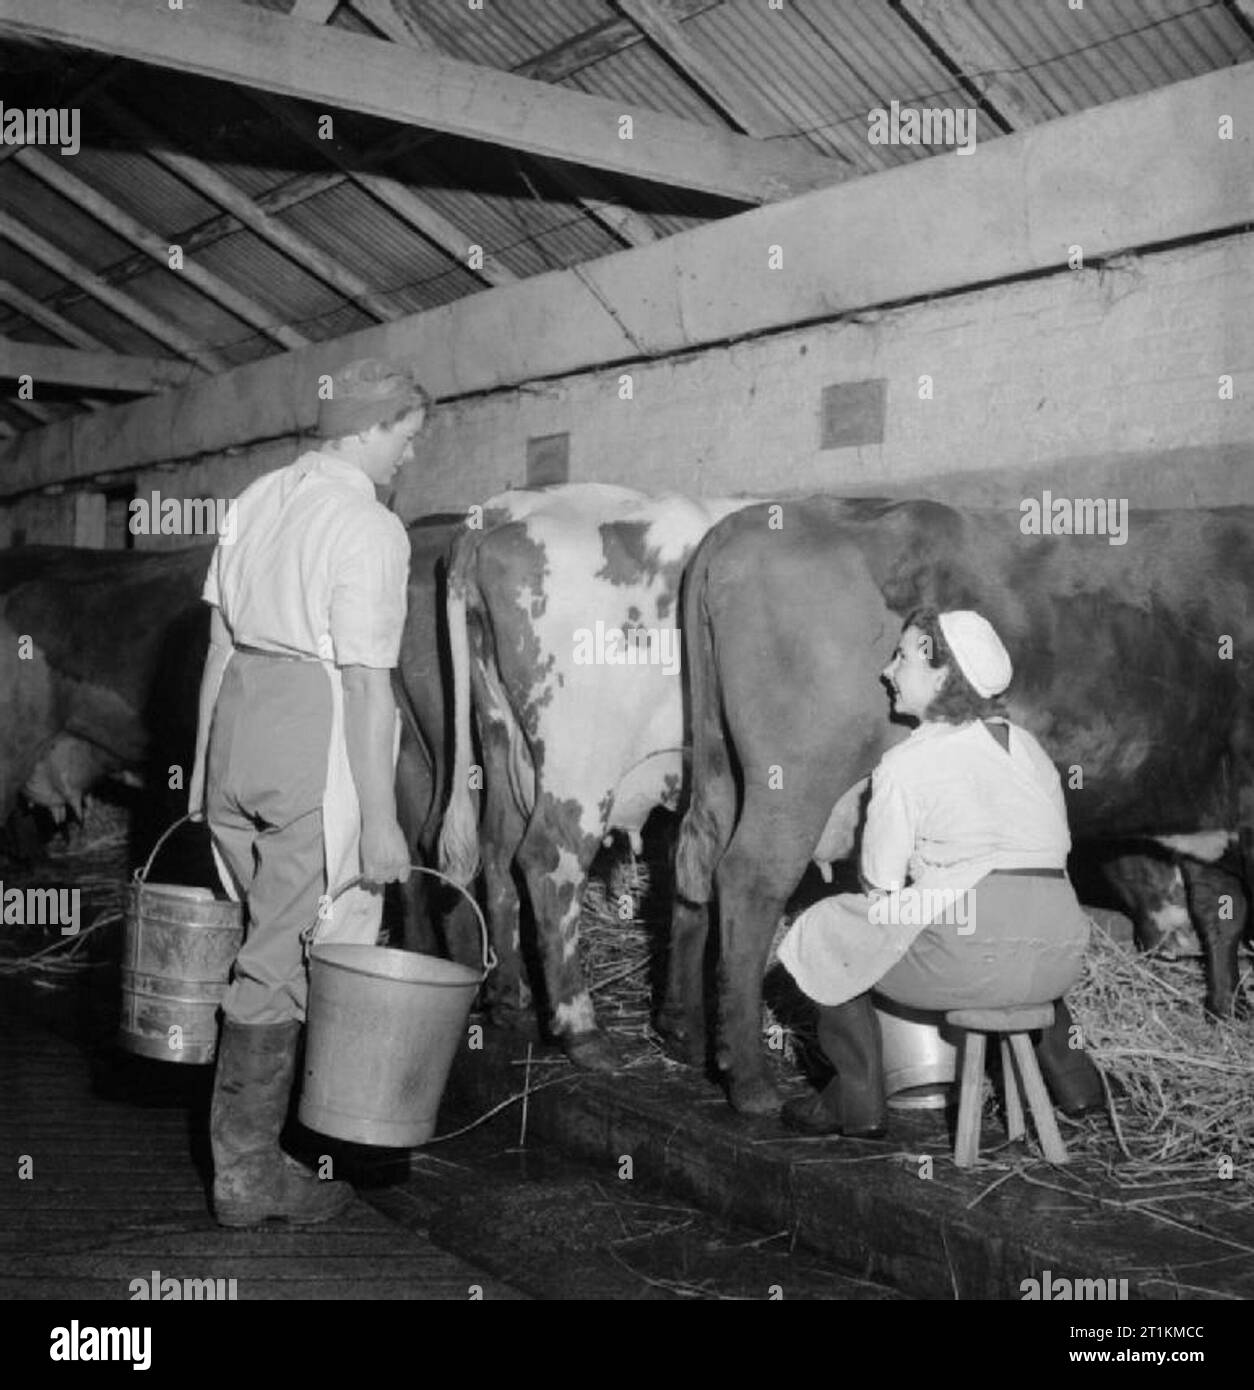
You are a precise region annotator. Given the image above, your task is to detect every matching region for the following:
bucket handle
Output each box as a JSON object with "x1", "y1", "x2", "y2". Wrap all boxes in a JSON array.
[
  {"x1": 309, "y1": 866, "x2": 497, "y2": 979},
  {"x1": 133, "y1": 812, "x2": 198, "y2": 889}
]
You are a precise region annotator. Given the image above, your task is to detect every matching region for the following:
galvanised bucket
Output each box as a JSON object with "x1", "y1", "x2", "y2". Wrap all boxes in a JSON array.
[
  {"x1": 119, "y1": 815, "x2": 242, "y2": 1064},
  {"x1": 874, "y1": 996, "x2": 958, "y2": 1111},
  {"x1": 299, "y1": 867, "x2": 495, "y2": 1147}
]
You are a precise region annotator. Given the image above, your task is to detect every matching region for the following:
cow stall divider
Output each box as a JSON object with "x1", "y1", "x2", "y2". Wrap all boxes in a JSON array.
[
  {"x1": 118, "y1": 814, "x2": 244, "y2": 1065},
  {"x1": 298, "y1": 868, "x2": 496, "y2": 1147}
]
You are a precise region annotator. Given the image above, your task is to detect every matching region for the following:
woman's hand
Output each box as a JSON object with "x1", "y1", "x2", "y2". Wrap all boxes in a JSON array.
[{"x1": 359, "y1": 815, "x2": 411, "y2": 885}]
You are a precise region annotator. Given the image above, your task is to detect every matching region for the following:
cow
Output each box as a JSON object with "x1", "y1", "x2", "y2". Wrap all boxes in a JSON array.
[
  {"x1": 437, "y1": 483, "x2": 755, "y2": 1068},
  {"x1": 664, "y1": 498, "x2": 1253, "y2": 1115},
  {"x1": 0, "y1": 545, "x2": 213, "y2": 843},
  {"x1": 1089, "y1": 850, "x2": 1198, "y2": 959},
  {"x1": 0, "y1": 522, "x2": 465, "y2": 950}
]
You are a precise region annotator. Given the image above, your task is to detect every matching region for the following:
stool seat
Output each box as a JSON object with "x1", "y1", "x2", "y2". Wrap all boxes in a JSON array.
[
  {"x1": 945, "y1": 1004, "x2": 1055, "y2": 1033},
  {"x1": 944, "y1": 1004, "x2": 1068, "y2": 1168}
]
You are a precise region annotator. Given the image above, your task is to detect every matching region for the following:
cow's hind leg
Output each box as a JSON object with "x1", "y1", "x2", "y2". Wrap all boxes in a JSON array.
[
  {"x1": 657, "y1": 898, "x2": 711, "y2": 1066},
  {"x1": 479, "y1": 763, "x2": 532, "y2": 1033},
  {"x1": 715, "y1": 815, "x2": 818, "y2": 1115},
  {"x1": 516, "y1": 795, "x2": 621, "y2": 1071},
  {"x1": 395, "y1": 726, "x2": 441, "y2": 954},
  {"x1": 658, "y1": 698, "x2": 738, "y2": 1066}
]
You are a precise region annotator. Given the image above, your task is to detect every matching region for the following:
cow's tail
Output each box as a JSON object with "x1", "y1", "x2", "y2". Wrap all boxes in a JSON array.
[
  {"x1": 437, "y1": 536, "x2": 481, "y2": 887},
  {"x1": 674, "y1": 535, "x2": 735, "y2": 905}
]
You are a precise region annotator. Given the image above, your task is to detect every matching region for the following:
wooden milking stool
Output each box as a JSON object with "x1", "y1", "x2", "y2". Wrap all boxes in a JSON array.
[{"x1": 945, "y1": 1004, "x2": 1069, "y2": 1167}]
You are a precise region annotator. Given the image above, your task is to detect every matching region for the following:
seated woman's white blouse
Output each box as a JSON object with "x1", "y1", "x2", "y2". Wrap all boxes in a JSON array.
[{"x1": 860, "y1": 720, "x2": 1071, "y2": 898}]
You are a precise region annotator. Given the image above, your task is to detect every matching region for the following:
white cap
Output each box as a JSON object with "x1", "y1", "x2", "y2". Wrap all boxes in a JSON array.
[{"x1": 937, "y1": 610, "x2": 1012, "y2": 698}]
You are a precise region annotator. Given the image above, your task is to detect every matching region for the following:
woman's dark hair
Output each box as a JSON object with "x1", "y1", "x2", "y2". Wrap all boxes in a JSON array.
[
  {"x1": 902, "y1": 606, "x2": 1008, "y2": 725},
  {"x1": 376, "y1": 385, "x2": 433, "y2": 430}
]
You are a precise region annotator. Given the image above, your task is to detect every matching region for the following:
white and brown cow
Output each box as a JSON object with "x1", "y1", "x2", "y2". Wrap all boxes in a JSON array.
[{"x1": 437, "y1": 484, "x2": 754, "y2": 1068}]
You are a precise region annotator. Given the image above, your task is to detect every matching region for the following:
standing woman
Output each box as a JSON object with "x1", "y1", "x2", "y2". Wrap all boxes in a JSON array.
[
  {"x1": 777, "y1": 608, "x2": 1106, "y2": 1137},
  {"x1": 188, "y1": 358, "x2": 428, "y2": 1226}
]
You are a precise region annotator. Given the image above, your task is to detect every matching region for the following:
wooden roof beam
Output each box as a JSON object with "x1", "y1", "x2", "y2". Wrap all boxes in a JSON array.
[
  {"x1": 0, "y1": 210, "x2": 226, "y2": 372},
  {"x1": 345, "y1": 0, "x2": 441, "y2": 51},
  {"x1": 8, "y1": 399, "x2": 60, "y2": 426},
  {"x1": 0, "y1": 339, "x2": 197, "y2": 393},
  {"x1": 2, "y1": 58, "x2": 1247, "y2": 494},
  {"x1": 614, "y1": 0, "x2": 783, "y2": 138},
  {"x1": 252, "y1": 92, "x2": 519, "y2": 287},
  {"x1": 13, "y1": 148, "x2": 311, "y2": 350},
  {"x1": 96, "y1": 95, "x2": 403, "y2": 323},
  {"x1": 288, "y1": 0, "x2": 340, "y2": 19},
  {"x1": 0, "y1": 277, "x2": 110, "y2": 350},
  {"x1": 539, "y1": 160, "x2": 658, "y2": 246},
  {"x1": 896, "y1": 0, "x2": 1060, "y2": 130},
  {"x1": 0, "y1": 0, "x2": 845, "y2": 203},
  {"x1": 0, "y1": 282, "x2": 115, "y2": 414},
  {"x1": 344, "y1": 3, "x2": 659, "y2": 248},
  {"x1": 515, "y1": 0, "x2": 719, "y2": 83}
]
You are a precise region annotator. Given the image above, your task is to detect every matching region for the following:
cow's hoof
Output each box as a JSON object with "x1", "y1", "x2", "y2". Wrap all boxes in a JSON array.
[
  {"x1": 726, "y1": 1074, "x2": 783, "y2": 1117},
  {"x1": 653, "y1": 1014, "x2": 706, "y2": 1068},
  {"x1": 564, "y1": 1029, "x2": 626, "y2": 1072},
  {"x1": 1205, "y1": 994, "x2": 1247, "y2": 1023},
  {"x1": 658, "y1": 1031, "x2": 706, "y2": 1069}
]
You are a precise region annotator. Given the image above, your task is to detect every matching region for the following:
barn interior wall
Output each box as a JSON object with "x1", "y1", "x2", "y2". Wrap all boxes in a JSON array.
[
  {"x1": 391, "y1": 232, "x2": 1252, "y2": 517},
  {"x1": 0, "y1": 232, "x2": 1249, "y2": 551}
]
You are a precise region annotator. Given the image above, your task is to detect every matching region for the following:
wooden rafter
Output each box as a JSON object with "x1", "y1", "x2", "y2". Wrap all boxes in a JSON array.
[
  {"x1": 8, "y1": 398, "x2": 59, "y2": 425},
  {"x1": 96, "y1": 95, "x2": 403, "y2": 324},
  {"x1": 342, "y1": 1, "x2": 658, "y2": 248},
  {"x1": 537, "y1": 161, "x2": 658, "y2": 247},
  {"x1": 514, "y1": 0, "x2": 720, "y2": 84},
  {"x1": 0, "y1": 210, "x2": 226, "y2": 372},
  {"x1": 288, "y1": 0, "x2": 340, "y2": 19},
  {"x1": 0, "y1": 339, "x2": 197, "y2": 393},
  {"x1": 2, "y1": 58, "x2": 1248, "y2": 494},
  {"x1": 345, "y1": 0, "x2": 440, "y2": 50},
  {"x1": 0, "y1": 277, "x2": 109, "y2": 350},
  {"x1": 13, "y1": 148, "x2": 310, "y2": 350},
  {"x1": 897, "y1": 0, "x2": 1060, "y2": 129},
  {"x1": 0, "y1": 0, "x2": 844, "y2": 203},
  {"x1": 615, "y1": 0, "x2": 782, "y2": 138},
  {"x1": 252, "y1": 92, "x2": 519, "y2": 287}
]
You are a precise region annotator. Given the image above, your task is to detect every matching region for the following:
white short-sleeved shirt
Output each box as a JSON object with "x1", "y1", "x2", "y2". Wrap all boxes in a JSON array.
[
  {"x1": 204, "y1": 451, "x2": 409, "y2": 667},
  {"x1": 860, "y1": 719, "x2": 1071, "y2": 896}
]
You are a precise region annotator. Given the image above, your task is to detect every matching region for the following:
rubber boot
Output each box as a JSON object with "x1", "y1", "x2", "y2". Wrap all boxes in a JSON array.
[
  {"x1": 1034, "y1": 997, "x2": 1108, "y2": 1118},
  {"x1": 781, "y1": 994, "x2": 888, "y2": 1137},
  {"x1": 210, "y1": 1018, "x2": 355, "y2": 1228}
]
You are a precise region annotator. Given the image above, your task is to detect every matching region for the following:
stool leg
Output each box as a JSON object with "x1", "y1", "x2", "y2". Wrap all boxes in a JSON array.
[
  {"x1": 1001, "y1": 1036, "x2": 1025, "y2": 1142},
  {"x1": 954, "y1": 1032, "x2": 986, "y2": 1168},
  {"x1": 1009, "y1": 1032, "x2": 1069, "y2": 1165}
]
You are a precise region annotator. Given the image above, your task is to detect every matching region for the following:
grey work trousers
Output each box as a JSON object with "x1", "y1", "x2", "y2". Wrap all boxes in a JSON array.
[{"x1": 206, "y1": 652, "x2": 332, "y2": 1025}]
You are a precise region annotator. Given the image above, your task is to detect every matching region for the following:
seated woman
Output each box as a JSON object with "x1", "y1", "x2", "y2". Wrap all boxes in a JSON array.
[{"x1": 776, "y1": 607, "x2": 1106, "y2": 1137}]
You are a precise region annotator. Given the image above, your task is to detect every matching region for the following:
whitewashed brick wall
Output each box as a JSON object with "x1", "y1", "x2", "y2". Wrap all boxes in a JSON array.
[{"x1": 2, "y1": 232, "x2": 1249, "y2": 549}]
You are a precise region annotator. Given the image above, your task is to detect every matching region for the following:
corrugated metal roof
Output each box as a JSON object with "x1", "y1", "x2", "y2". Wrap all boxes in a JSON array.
[
  {"x1": 971, "y1": 0, "x2": 1254, "y2": 117},
  {"x1": 1, "y1": 0, "x2": 1250, "y2": 438},
  {"x1": 397, "y1": 0, "x2": 616, "y2": 70}
]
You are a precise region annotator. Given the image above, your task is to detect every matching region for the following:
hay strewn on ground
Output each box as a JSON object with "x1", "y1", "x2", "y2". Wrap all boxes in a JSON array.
[
  {"x1": 582, "y1": 849, "x2": 1254, "y2": 1182},
  {"x1": 6, "y1": 804, "x2": 1250, "y2": 1186},
  {"x1": 1070, "y1": 918, "x2": 1254, "y2": 1171}
]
